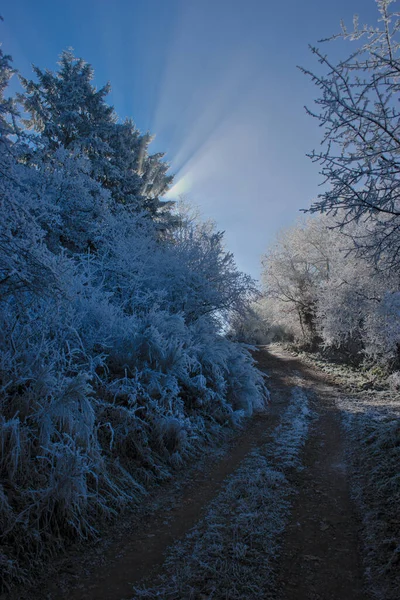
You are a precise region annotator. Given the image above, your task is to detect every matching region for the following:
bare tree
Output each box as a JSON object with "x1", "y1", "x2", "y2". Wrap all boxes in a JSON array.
[{"x1": 301, "y1": 0, "x2": 400, "y2": 269}]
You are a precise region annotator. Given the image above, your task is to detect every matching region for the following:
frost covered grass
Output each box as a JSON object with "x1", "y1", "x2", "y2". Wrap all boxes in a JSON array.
[
  {"x1": 281, "y1": 344, "x2": 387, "y2": 391},
  {"x1": 338, "y1": 394, "x2": 400, "y2": 600},
  {"x1": 132, "y1": 386, "x2": 314, "y2": 600},
  {"x1": 0, "y1": 302, "x2": 268, "y2": 592}
]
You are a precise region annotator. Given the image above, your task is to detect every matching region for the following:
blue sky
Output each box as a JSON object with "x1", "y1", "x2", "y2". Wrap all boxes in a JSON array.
[{"x1": 2, "y1": 0, "x2": 380, "y2": 279}]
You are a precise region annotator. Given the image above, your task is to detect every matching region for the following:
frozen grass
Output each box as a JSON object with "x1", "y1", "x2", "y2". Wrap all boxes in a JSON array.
[
  {"x1": 0, "y1": 306, "x2": 268, "y2": 593},
  {"x1": 276, "y1": 344, "x2": 376, "y2": 390},
  {"x1": 338, "y1": 394, "x2": 400, "y2": 600},
  {"x1": 276, "y1": 342, "x2": 395, "y2": 393},
  {"x1": 132, "y1": 386, "x2": 314, "y2": 600}
]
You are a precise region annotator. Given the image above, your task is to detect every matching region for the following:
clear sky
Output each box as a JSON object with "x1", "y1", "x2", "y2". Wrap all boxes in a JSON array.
[{"x1": 2, "y1": 0, "x2": 381, "y2": 280}]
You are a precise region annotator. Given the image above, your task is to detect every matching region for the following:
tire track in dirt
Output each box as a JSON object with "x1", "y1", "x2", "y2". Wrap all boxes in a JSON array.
[
  {"x1": 61, "y1": 416, "x2": 277, "y2": 600},
  {"x1": 131, "y1": 357, "x2": 312, "y2": 599},
  {"x1": 11, "y1": 350, "x2": 285, "y2": 600},
  {"x1": 269, "y1": 347, "x2": 366, "y2": 600},
  {"x1": 7, "y1": 347, "x2": 366, "y2": 600}
]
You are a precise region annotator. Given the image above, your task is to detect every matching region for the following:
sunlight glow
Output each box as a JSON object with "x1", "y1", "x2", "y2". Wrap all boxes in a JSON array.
[{"x1": 165, "y1": 172, "x2": 193, "y2": 199}]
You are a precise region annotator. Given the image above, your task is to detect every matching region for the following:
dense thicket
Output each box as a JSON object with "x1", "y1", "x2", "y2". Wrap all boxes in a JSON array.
[
  {"x1": 258, "y1": 215, "x2": 400, "y2": 367},
  {"x1": 0, "y1": 48, "x2": 267, "y2": 590}
]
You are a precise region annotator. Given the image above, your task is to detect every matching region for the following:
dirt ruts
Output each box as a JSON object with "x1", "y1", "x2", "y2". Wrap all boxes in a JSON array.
[
  {"x1": 6, "y1": 347, "x2": 367, "y2": 600},
  {"x1": 271, "y1": 349, "x2": 365, "y2": 600}
]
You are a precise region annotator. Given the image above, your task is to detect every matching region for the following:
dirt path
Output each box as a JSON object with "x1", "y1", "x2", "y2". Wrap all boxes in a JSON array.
[
  {"x1": 51, "y1": 413, "x2": 277, "y2": 600},
  {"x1": 13, "y1": 349, "x2": 283, "y2": 600},
  {"x1": 8, "y1": 347, "x2": 367, "y2": 600},
  {"x1": 270, "y1": 349, "x2": 365, "y2": 600}
]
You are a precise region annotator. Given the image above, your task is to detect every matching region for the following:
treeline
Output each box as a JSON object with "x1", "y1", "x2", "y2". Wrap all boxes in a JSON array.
[
  {"x1": 235, "y1": 0, "x2": 400, "y2": 369},
  {"x1": 244, "y1": 214, "x2": 400, "y2": 367},
  {"x1": 0, "y1": 48, "x2": 267, "y2": 589}
]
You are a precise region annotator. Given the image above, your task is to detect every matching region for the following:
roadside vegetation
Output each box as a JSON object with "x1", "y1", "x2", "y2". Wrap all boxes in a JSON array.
[
  {"x1": 340, "y1": 391, "x2": 400, "y2": 600},
  {"x1": 0, "y1": 47, "x2": 267, "y2": 591}
]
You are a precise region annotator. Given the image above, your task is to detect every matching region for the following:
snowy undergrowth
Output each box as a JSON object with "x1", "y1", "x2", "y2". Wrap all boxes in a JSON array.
[
  {"x1": 132, "y1": 386, "x2": 314, "y2": 600},
  {"x1": 280, "y1": 343, "x2": 396, "y2": 392},
  {"x1": 277, "y1": 345, "x2": 373, "y2": 390},
  {"x1": 0, "y1": 302, "x2": 268, "y2": 592},
  {"x1": 0, "y1": 48, "x2": 268, "y2": 592},
  {"x1": 338, "y1": 394, "x2": 400, "y2": 600}
]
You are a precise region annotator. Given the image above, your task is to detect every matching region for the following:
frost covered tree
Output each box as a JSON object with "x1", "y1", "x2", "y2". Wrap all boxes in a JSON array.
[
  {"x1": 302, "y1": 0, "x2": 400, "y2": 268},
  {"x1": 261, "y1": 217, "x2": 333, "y2": 346},
  {"x1": 316, "y1": 218, "x2": 400, "y2": 363},
  {"x1": 20, "y1": 50, "x2": 172, "y2": 218},
  {"x1": 106, "y1": 119, "x2": 173, "y2": 218},
  {"x1": 21, "y1": 50, "x2": 114, "y2": 150},
  {"x1": 169, "y1": 208, "x2": 257, "y2": 323},
  {"x1": 0, "y1": 45, "x2": 15, "y2": 141},
  {"x1": 261, "y1": 214, "x2": 400, "y2": 365},
  {"x1": 0, "y1": 47, "x2": 59, "y2": 298}
]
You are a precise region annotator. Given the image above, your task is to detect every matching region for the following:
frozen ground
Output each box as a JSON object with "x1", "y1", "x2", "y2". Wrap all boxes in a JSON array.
[
  {"x1": 132, "y1": 382, "x2": 313, "y2": 599},
  {"x1": 5, "y1": 346, "x2": 398, "y2": 600},
  {"x1": 286, "y1": 346, "x2": 400, "y2": 600}
]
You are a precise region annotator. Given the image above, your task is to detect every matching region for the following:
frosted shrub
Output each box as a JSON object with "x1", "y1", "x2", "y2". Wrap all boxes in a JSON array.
[
  {"x1": 261, "y1": 215, "x2": 400, "y2": 366},
  {"x1": 0, "y1": 45, "x2": 268, "y2": 590},
  {"x1": 225, "y1": 346, "x2": 269, "y2": 415},
  {"x1": 0, "y1": 47, "x2": 269, "y2": 591},
  {"x1": 387, "y1": 372, "x2": 400, "y2": 391}
]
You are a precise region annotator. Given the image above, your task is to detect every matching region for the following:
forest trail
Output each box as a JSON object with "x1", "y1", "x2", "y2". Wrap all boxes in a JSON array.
[
  {"x1": 39, "y1": 413, "x2": 281, "y2": 600},
  {"x1": 270, "y1": 348, "x2": 365, "y2": 600},
  {"x1": 10, "y1": 347, "x2": 366, "y2": 600}
]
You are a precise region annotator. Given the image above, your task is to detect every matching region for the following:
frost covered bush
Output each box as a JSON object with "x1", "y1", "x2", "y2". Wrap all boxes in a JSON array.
[
  {"x1": 341, "y1": 399, "x2": 400, "y2": 600},
  {"x1": 260, "y1": 215, "x2": 400, "y2": 367},
  {"x1": 0, "y1": 48, "x2": 268, "y2": 590},
  {"x1": 387, "y1": 371, "x2": 400, "y2": 391}
]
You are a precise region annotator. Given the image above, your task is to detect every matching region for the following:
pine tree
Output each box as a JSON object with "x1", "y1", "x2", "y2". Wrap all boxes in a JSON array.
[
  {"x1": 20, "y1": 50, "x2": 173, "y2": 218},
  {"x1": 20, "y1": 50, "x2": 115, "y2": 156},
  {"x1": 106, "y1": 118, "x2": 173, "y2": 217},
  {"x1": 0, "y1": 44, "x2": 17, "y2": 149}
]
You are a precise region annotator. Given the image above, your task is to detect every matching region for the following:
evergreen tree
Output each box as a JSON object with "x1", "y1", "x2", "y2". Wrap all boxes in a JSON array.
[
  {"x1": 0, "y1": 45, "x2": 16, "y2": 142},
  {"x1": 20, "y1": 50, "x2": 115, "y2": 159},
  {"x1": 20, "y1": 50, "x2": 173, "y2": 218},
  {"x1": 106, "y1": 118, "x2": 173, "y2": 218}
]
